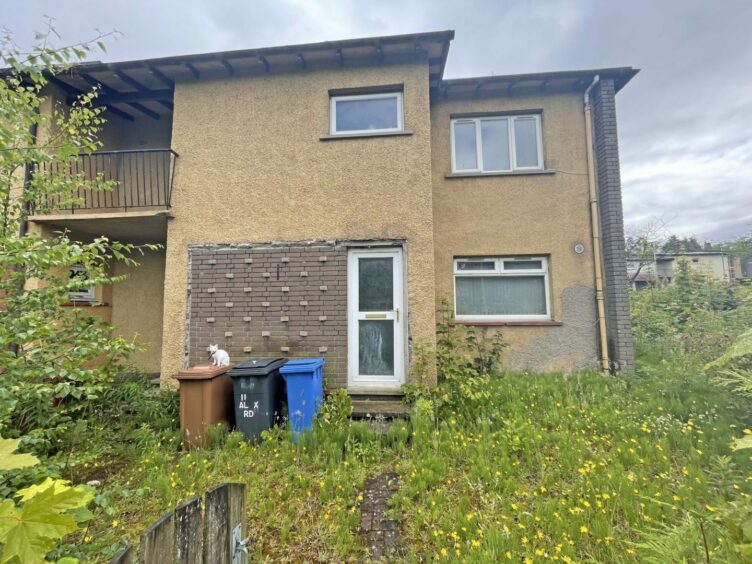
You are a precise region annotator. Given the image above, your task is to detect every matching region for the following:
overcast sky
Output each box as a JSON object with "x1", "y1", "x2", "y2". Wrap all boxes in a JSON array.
[{"x1": 5, "y1": 0, "x2": 752, "y2": 241}]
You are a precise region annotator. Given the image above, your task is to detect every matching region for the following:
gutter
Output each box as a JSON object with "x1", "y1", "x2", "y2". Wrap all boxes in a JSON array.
[{"x1": 583, "y1": 75, "x2": 611, "y2": 372}]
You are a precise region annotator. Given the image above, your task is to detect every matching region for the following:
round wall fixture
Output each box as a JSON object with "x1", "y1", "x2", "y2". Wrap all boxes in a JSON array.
[{"x1": 574, "y1": 243, "x2": 585, "y2": 254}]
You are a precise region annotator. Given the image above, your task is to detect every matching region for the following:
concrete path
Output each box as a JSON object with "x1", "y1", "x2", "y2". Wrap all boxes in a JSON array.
[{"x1": 359, "y1": 470, "x2": 402, "y2": 561}]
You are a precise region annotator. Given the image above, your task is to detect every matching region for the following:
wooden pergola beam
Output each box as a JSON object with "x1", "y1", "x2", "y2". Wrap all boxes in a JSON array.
[
  {"x1": 148, "y1": 66, "x2": 175, "y2": 88},
  {"x1": 48, "y1": 74, "x2": 135, "y2": 122}
]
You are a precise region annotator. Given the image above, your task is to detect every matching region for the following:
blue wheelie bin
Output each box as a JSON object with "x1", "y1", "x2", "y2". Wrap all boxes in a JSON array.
[{"x1": 279, "y1": 358, "x2": 325, "y2": 439}]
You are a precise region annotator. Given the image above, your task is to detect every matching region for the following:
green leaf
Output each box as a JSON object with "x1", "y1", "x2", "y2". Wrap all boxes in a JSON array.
[
  {"x1": 736, "y1": 543, "x2": 752, "y2": 559},
  {"x1": 706, "y1": 329, "x2": 752, "y2": 370},
  {"x1": 733, "y1": 435, "x2": 752, "y2": 451},
  {"x1": 0, "y1": 500, "x2": 20, "y2": 539},
  {"x1": 0, "y1": 511, "x2": 77, "y2": 564},
  {"x1": 742, "y1": 517, "x2": 752, "y2": 542},
  {"x1": 0, "y1": 479, "x2": 92, "y2": 564},
  {"x1": 0, "y1": 438, "x2": 39, "y2": 471}
]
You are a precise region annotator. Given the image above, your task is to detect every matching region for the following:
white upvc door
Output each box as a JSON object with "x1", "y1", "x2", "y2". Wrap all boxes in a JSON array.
[{"x1": 347, "y1": 248, "x2": 405, "y2": 389}]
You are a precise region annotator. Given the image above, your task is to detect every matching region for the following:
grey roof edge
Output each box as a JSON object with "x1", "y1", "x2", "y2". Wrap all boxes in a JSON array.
[
  {"x1": 655, "y1": 251, "x2": 728, "y2": 257},
  {"x1": 441, "y1": 67, "x2": 639, "y2": 93},
  {"x1": 57, "y1": 29, "x2": 456, "y2": 73}
]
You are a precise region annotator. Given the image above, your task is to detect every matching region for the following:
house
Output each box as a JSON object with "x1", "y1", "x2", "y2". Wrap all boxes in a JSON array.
[
  {"x1": 26, "y1": 30, "x2": 637, "y2": 393},
  {"x1": 627, "y1": 249, "x2": 743, "y2": 289}
]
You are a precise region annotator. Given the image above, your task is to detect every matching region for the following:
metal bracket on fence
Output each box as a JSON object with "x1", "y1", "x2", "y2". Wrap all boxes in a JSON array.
[{"x1": 231, "y1": 523, "x2": 250, "y2": 564}]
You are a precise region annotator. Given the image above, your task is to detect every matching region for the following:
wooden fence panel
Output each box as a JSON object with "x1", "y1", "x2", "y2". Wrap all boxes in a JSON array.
[
  {"x1": 108, "y1": 482, "x2": 246, "y2": 564},
  {"x1": 175, "y1": 496, "x2": 203, "y2": 564},
  {"x1": 139, "y1": 511, "x2": 175, "y2": 563},
  {"x1": 204, "y1": 484, "x2": 231, "y2": 564},
  {"x1": 109, "y1": 544, "x2": 135, "y2": 564}
]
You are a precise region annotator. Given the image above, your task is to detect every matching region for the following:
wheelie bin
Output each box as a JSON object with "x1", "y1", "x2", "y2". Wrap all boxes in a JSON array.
[
  {"x1": 228, "y1": 357, "x2": 287, "y2": 442},
  {"x1": 279, "y1": 358, "x2": 325, "y2": 440}
]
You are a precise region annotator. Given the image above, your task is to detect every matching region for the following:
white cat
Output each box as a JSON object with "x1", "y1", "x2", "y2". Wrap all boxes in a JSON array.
[{"x1": 208, "y1": 344, "x2": 230, "y2": 367}]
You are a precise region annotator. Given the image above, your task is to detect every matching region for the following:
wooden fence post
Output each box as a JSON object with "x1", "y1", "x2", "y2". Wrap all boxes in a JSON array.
[
  {"x1": 227, "y1": 483, "x2": 247, "y2": 560},
  {"x1": 204, "y1": 484, "x2": 230, "y2": 564},
  {"x1": 139, "y1": 512, "x2": 174, "y2": 563},
  {"x1": 204, "y1": 483, "x2": 246, "y2": 564},
  {"x1": 175, "y1": 496, "x2": 203, "y2": 564}
]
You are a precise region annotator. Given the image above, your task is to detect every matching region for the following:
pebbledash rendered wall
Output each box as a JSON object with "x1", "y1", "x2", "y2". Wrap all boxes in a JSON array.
[
  {"x1": 159, "y1": 61, "x2": 438, "y2": 388},
  {"x1": 187, "y1": 243, "x2": 349, "y2": 387},
  {"x1": 431, "y1": 91, "x2": 601, "y2": 373}
]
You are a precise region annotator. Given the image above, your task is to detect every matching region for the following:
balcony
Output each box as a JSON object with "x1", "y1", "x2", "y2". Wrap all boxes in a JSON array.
[
  {"x1": 28, "y1": 148, "x2": 178, "y2": 243},
  {"x1": 33, "y1": 148, "x2": 178, "y2": 213}
]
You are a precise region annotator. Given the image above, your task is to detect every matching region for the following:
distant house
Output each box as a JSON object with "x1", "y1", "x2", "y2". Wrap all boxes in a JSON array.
[
  {"x1": 627, "y1": 249, "x2": 743, "y2": 289},
  {"x1": 25, "y1": 30, "x2": 638, "y2": 387}
]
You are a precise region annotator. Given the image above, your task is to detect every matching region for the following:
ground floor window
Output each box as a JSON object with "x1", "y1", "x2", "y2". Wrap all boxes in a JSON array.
[
  {"x1": 68, "y1": 264, "x2": 96, "y2": 302},
  {"x1": 453, "y1": 256, "x2": 550, "y2": 321}
]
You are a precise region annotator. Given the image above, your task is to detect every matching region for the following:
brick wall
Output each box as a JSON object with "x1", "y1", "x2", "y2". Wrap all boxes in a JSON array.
[
  {"x1": 187, "y1": 242, "x2": 349, "y2": 387},
  {"x1": 591, "y1": 78, "x2": 635, "y2": 372}
]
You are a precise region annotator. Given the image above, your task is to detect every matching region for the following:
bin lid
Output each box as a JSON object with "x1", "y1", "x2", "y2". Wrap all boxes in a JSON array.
[
  {"x1": 173, "y1": 363, "x2": 234, "y2": 381},
  {"x1": 228, "y1": 357, "x2": 287, "y2": 377},
  {"x1": 279, "y1": 357, "x2": 325, "y2": 373}
]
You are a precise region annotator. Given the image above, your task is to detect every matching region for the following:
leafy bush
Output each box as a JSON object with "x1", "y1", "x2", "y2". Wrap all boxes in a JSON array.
[
  {"x1": 0, "y1": 438, "x2": 93, "y2": 563},
  {"x1": 0, "y1": 26, "x2": 162, "y2": 464},
  {"x1": 705, "y1": 329, "x2": 752, "y2": 399},
  {"x1": 316, "y1": 389, "x2": 353, "y2": 431},
  {"x1": 405, "y1": 300, "x2": 507, "y2": 419},
  {"x1": 631, "y1": 258, "x2": 752, "y2": 362}
]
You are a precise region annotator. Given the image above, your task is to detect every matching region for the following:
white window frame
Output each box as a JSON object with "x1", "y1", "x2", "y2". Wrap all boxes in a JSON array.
[
  {"x1": 68, "y1": 264, "x2": 96, "y2": 302},
  {"x1": 450, "y1": 114, "x2": 544, "y2": 173},
  {"x1": 453, "y1": 256, "x2": 551, "y2": 322},
  {"x1": 330, "y1": 92, "x2": 404, "y2": 135}
]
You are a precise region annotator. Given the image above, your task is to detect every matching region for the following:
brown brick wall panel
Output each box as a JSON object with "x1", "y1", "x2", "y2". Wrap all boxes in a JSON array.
[{"x1": 187, "y1": 242, "x2": 349, "y2": 388}]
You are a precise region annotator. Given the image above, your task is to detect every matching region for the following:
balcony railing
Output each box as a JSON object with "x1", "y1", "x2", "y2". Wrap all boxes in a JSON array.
[{"x1": 33, "y1": 148, "x2": 178, "y2": 213}]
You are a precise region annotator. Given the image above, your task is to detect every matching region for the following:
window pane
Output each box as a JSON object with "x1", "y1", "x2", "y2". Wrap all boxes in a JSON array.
[
  {"x1": 335, "y1": 96, "x2": 399, "y2": 132},
  {"x1": 457, "y1": 260, "x2": 496, "y2": 272},
  {"x1": 359, "y1": 257, "x2": 393, "y2": 311},
  {"x1": 453, "y1": 121, "x2": 478, "y2": 170},
  {"x1": 359, "y1": 320, "x2": 394, "y2": 375},
  {"x1": 480, "y1": 119, "x2": 510, "y2": 171},
  {"x1": 504, "y1": 260, "x2": 543, "y2": 270},
  {"x1": 455, "y1": 276, "x2": 547, "y2": 316},
  {"x1": 514, "y1": 117, "x2": 540, "y2": 167}
]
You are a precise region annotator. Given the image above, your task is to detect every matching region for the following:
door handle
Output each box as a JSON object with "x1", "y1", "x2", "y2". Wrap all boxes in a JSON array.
[{"x1": 395, "y1": 308, "x2": 400, "y2": 322}]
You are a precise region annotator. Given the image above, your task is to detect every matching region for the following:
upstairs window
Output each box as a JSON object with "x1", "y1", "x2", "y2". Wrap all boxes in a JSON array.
[
  {"x1": 453, "y1": 257, "x2": 550, "y2": 321},
  {"x1": 330, "y1": 92, "x2": 404, "y2": 135},
  {"x1": 451, "y1": 114, "x2": 543, "y2": 173}
]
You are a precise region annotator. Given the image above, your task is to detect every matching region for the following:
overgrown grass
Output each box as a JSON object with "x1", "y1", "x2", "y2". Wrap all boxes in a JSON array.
[
  {"x1": 395, "y1": 356, "x2": 750, "y2": 562},
  {"x1": 40, "y1": 274, "x2": 752, "y2": 562},
  {"x1": 57, "y1": 351, "x2": 752, "y2": 562},
  {"x1": 65, "y1": 418, "x2": 410, "y2": 562}
]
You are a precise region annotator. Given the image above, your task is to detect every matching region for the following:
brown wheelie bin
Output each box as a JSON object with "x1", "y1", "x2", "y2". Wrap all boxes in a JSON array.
[{"x1": 173, "y1": 364, "x2": 235, "y2": 448}]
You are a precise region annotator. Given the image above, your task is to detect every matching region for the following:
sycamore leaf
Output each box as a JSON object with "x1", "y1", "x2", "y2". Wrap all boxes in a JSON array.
[
  {"x1": 742, "y1": 517, "x2": 752, "y2": 542},
  {"x1": 0, "y1": 439, "x2": 39, "y2": 471},
  {"x1": 0, "y1": 500, "x2": 20, "y2": 539},
  {"x1": 0, "y1": 511, "x2": 77, "y2": 564},
  {"x1": 0, "y1": 480, "x2": 92, "y2": 564},
  {"x1": 16, "y1": 479, "x2": 93, "y2": 512},
  {"x1": 706, "y1": 329, "x2": 752, "y2": 370},
  {"x1": 733, "y1": 435, "x2": 752, "y2": 451}
]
